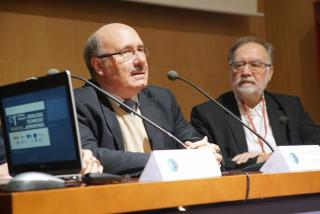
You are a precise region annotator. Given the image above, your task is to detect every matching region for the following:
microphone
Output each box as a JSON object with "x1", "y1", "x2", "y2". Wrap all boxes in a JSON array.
[
  {"x1": 167, "y1": 70, "x2": 274, "y2": 152},
  {"x1": 47, "y1": 69, "x2": 188, "y2": 149},
  {"x1": 278, "y1": 116, "x2": 289, "y2": 125},
  {"x1": 279, "y1": 116, "x2": 320, "y2": 128},
  {"x1": 48, "y1": 68, "x2": 60, "y2": 75},
  {"x1": 25, "y1": 77, "x2": 37, "y2": 81}
]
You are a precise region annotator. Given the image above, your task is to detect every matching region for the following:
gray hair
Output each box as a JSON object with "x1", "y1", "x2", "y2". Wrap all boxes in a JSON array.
[
  {"x1": 228, "y1": 36, "x2": 274, "y2": 66},
  {"x1": 83, "y1": 33, "x2": 102, "y2": 78}
]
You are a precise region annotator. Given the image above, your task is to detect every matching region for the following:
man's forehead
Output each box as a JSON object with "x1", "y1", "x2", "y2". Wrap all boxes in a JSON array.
[
  {"x1": 235, "y1": 43, "x2": 269, "y2": 59},
  {"x1": 97, "y1": 26, "x2": 143, "y2": 50},
  {"x1": 236, "y1": 43, "x2": 266, "y2": 53}
]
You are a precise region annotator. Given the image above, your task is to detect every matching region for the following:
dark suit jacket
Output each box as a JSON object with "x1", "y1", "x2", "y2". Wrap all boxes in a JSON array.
[
  {"x1": 191, "y1": 91, "x2": 320, "y2": 170},
  {"x1": 0, "y1": 129, "x2": 6, "y2": 165},
  {"x1": 75, "y1": 84, "x2": 202, "y2": 175},
  {"x1": 0, "y1": 137, "x2": 7, "y2": 164}
]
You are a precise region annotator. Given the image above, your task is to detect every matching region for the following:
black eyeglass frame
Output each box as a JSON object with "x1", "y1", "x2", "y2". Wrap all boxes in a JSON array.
[
  {"x1": 95, "y1": 47, "x2": 149, "y2": 59},
  {"x1": 96, "y1": 51, "x2": 123, "y2": 59}
]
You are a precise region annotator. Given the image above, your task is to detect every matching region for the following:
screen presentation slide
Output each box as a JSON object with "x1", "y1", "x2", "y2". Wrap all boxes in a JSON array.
[{"x1": 5, "y1": 101, "x2": 51, "y2": 150}]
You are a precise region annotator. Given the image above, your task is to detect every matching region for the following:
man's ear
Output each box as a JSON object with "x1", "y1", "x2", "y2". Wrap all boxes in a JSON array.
[{"x1": 91, "y1": 57, "x2": 104, "y2": 76}]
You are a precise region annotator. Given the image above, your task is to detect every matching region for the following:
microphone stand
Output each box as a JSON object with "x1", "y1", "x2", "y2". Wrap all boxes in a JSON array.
[
  {"x1": 169, "y1": 72, "x2": 274, "y2": 152},
  {"x1": 71, "y1": 74, "x2": 188, "y2": 149},
  {"x1": 279, "y1": 116, "x2": 320, "y2": 128}
]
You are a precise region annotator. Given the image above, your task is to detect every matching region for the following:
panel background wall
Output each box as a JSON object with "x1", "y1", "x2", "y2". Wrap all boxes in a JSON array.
[
  {"x1": 0, "y1": 0, "x2": 318, "y2": 122},
  {"x1": 264, "y1": 0, "x2": 320, "y2": 122}
]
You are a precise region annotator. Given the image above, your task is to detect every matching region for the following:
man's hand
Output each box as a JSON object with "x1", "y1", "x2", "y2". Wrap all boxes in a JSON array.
[
  {"x1": 185, "y1": 137, "x2": 222, "y2": 165},
  {"x1": 80, "y1": 149, "x2": 103, "y2": 174},
  {"x1": 232, "y1": 152, "x2": 272, "y2": 165},
  {"x1": 257, "y1": 153, "x2": 272, "y2": 163},
  {"x1": 0, "y1": 163, "x2": 11, "y2": 179}
]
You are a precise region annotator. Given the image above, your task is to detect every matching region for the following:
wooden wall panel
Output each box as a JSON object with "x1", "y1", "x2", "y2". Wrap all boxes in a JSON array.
[
  {"x1": 0, "y1": 0, "x2": 265, "y2": 119},
  {"x1": 264, "y1": 0, "x2": 320, "y2": 122}
]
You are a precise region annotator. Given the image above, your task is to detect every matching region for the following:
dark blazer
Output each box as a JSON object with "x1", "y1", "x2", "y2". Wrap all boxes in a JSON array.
[
  {"x1": 75, "y1": 84, "x2": 202, "y2": 175},
  {"x1": 191, "y1": 91, "x2": 320, "y2": 170},
  {"x1": 0, "y1": 137, "x2": 7, "y2": 164},
  {"x1": 0, "y1": 129, "x2": 6, "y2": 165}
]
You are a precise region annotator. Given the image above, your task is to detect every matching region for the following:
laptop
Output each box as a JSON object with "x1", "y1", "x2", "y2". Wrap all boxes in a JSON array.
[{"x1": 0, "y1": 71, "x2": 83, "y2": 180}]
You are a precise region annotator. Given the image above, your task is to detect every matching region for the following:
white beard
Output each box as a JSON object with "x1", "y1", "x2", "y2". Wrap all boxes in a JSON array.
[
  {"x1": 233, "y1": 75, "x2": 268, "y2": 98},
  {"x1": 237, "y1": 85, "x2": 259, "y2": 96}
]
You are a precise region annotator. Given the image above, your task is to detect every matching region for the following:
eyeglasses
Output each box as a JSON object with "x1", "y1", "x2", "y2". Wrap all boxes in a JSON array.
[
  {"x1": 96, "y1": 47, "x2": 149, "y2": 62},
  {"x1": 231, "y1": 61, "x2": 271, "y2": 73}
]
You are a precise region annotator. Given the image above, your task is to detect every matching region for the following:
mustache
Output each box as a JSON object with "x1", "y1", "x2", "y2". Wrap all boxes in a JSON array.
[
  {"x1": 235, "y1": 77, "x2": 256, "y2": 85},
  {"x1": 132, "y1": 65, "x2": 144, "y2": 71},
  {"x1": 129, "y1": 64, "x2": 145, "y2": 72}
]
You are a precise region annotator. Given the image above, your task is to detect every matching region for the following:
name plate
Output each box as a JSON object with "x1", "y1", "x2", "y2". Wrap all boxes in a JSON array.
[
  {"x1": 261, "y1": 145, "x2": 320, "y2": 173},
  {"x1": 139, "y1": 149, "x2": 221, "y2": 182}
]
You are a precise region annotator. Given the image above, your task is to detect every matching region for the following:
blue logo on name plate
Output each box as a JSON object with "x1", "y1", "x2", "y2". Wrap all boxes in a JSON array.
[
  {"x1": 167, "y1": 158, "x2": 178, "y2": 172},
  {"x1": 289, "y1": 152, "x2": 299, "y2": 164}
]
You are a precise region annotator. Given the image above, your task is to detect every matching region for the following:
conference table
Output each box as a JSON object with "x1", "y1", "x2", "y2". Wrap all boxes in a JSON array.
[{"x1": 0, "y1": 171, "x2": 320, "y2": 213}]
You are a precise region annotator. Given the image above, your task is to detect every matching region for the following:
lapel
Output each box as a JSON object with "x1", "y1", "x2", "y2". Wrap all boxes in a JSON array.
[
  {"x1": 221, "y1": 93, "x2": 248, "y2": 153},
  {"x1": 264, "y1": 92, "x2": 288, "y2": 146},
  {"x1": 97, "y1": 92, "x2": 124, "y2": 150},
  {"x1": 138, "y1": 90, "x2": 166, "y2": 150}
]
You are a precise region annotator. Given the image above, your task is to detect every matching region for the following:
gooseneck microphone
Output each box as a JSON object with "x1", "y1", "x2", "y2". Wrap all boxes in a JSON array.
[
  {"x1": 167, "y1": 70, "x2": 274, "y2": 152},
  {"x1": 279, "y1": 116, "x2": 320, "y2": 128},
  {"x1": 48, "y1": 68, "x2": 187, "y2": 149}
]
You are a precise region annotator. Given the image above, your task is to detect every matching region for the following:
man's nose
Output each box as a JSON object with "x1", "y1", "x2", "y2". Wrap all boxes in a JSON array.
[
  {"x1": 241, "y1": 64, "x2": 253, "y2": 75},
  {"x1": 133, "y1": 52, "x2": 147, "y2": 64}
]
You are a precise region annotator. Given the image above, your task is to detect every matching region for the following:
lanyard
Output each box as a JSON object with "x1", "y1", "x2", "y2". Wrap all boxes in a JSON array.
[{"x1": 242, "y1": 97, "x2": 267, "y2": 153}]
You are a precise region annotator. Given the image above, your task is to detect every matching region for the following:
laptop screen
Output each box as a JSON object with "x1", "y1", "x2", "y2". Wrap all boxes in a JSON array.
[{"x1": 0, "y1": 71, "x2": 82, "y2": 176}]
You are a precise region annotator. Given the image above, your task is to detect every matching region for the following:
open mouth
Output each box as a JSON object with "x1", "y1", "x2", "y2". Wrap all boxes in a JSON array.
[
  {"x1": 239, "y1": 79, "x2": 255, "y2": 85},
  {"x1": 130, "y1": 69, "x2": 145, "y2": 76}
]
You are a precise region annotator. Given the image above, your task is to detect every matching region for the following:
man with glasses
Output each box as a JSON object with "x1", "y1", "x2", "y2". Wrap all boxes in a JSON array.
[
  {"x1": 75, "y1": 23, "x2": 222, "y2": 175},
  {"x1": 191, "y1": 36, "x2": 320, "y2": 170}
]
